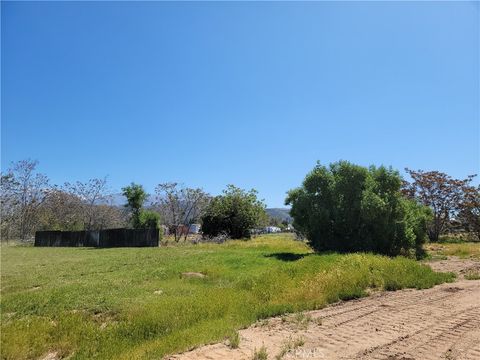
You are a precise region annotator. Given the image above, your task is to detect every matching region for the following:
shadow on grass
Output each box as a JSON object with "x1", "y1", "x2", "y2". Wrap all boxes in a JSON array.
[{"x1": 264, "y1": 252, "x2": 311, "y2": 261}]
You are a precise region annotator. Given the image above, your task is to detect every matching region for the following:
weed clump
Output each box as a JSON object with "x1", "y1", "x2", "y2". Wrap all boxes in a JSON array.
[
  {"x1": 228, "y1": 331, "x2": 240, "y2": 349},
  {"x1": 465, "y1": 271, "x2": 480, "y2": 280},
  {"x1": 253, "y1": 345, "x2": 268, "y2": 360}
]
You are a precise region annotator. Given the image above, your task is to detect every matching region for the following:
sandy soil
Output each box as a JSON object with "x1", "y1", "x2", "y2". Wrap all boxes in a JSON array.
[{"x1": 168, "y1": 257, "x2": 480, "y2": 360}]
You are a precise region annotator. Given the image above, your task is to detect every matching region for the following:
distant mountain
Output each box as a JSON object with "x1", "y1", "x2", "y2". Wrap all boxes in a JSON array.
[
  {"x1": 108, "y1": 193, "x2": 126, "y2": 206},
  {"x1": 266, "y1": 208, "x2": 292, "y2": 223},
  {"x1": 103, "y1": 193, "x2": 155, "y2": 207}
]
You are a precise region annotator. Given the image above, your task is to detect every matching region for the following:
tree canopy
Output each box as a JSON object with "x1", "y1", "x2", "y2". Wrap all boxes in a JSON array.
[
  {"x1": 402, "y1": 169, "x2": 475, "y2": 242},
  {"x1": 122, "y1": 183, "x2": 159, "y2": 229},
  {"x1": 201, "y1": 185, "x2": 267, "y2": 239},
  {"x1": 286, "y1": 161, "x2": 431, "y2": 257}
]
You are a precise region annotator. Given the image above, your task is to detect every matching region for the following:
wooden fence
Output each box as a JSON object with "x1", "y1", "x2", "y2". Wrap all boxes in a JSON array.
[{"x1": 34, "y1": 228, "x2": 159, "y2": 247}]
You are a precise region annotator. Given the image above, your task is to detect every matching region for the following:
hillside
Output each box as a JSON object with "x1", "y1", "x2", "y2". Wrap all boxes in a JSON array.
[{"x1": 266, "y1": 208, "x2": 292, "y2": 223}]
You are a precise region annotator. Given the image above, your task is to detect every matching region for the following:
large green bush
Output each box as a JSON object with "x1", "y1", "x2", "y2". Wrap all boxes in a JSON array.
[
  {"x1": 286, "y1": 161, "x2": 432, "y2": 257},
  {"x1": 138, "y1": 209, "x2": 161, "y2": 229},
  {"x1": 201, "y1": 185, "x2": 267, "y2": 239}
]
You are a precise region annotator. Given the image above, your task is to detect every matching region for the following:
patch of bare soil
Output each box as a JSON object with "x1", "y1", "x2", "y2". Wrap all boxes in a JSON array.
[
  {"x1": 168, "y1": 257, "x2": 480, "y2": 360},
  {"x1": 39, "y1": 351, "x2": 59, "y2": 360},
  {"x1": 181, "y1": 272, "x2": 206, "y2": 278},
  {"x1": 427, "y1": 256, "x2": 480, "y2": 279}
]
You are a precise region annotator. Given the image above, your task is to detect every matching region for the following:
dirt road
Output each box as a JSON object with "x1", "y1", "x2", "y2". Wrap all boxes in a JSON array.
[{"x1": 169, "y1": 257, "x2": 480, "y2": 360}]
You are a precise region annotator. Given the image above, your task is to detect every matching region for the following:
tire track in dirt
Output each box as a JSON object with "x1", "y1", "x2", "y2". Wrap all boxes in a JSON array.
[{"x1": 168, "y1": 257, "x2": 480, "y2": 360}]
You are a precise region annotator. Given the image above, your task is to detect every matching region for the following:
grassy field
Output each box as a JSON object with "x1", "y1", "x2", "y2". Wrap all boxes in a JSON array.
[
  {"x1": 425, "y1": 242, "x2": 480, "y2": 260},
  {"x1": 1, "y1": 234, "x2": 455, "y2": 360}
]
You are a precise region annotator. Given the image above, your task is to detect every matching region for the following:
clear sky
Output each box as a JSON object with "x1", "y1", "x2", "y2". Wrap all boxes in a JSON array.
[{"x1": 1, "y1": 1, "x2": 479, "y2": 207}]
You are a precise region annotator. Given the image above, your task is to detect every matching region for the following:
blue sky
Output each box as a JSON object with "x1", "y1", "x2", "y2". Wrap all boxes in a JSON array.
[{"x1": 1, "y1": 1, "x2": 478, "y2": 207}]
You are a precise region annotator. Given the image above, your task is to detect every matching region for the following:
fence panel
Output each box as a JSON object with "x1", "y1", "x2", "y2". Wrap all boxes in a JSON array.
[{"x1": 35, "y1": 229, "x2": 158, "y2": 248}]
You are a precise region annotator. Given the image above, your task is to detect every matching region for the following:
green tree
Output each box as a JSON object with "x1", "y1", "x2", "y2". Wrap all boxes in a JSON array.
[
  {"x1": 286, "y1": 161, "x2": 432, "y2": 257},
  {"x1": 402, "y1": 198, "x2": 433, "y2": 257},
  {"x1": 403, "y1": 169, "x2": 475, "y2": 242},
  {"x1": 138, "y1": 209, "x2": 161, "y2": 229},
  {"x1": 201, "y1": 185, "x2": 267, "y2": 239},
  {"x1": 459, "y1": 185, "x2": 480, "y2": 241},
  {"x1": 122, "y1": 183, "x2": 148, "y2": 229}
]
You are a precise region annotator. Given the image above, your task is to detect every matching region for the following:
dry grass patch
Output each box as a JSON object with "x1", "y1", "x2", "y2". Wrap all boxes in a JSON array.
[{"x1": 425, "y1": 242, "x2": 480, "y2": 259}]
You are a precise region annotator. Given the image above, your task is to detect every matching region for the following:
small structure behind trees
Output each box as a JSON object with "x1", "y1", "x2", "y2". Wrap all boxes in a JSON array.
[{"x1": 154, "y1": 183, "x2": 210, "y2": 242}]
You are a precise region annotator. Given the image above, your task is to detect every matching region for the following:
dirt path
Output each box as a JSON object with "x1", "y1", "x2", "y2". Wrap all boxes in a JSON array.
[{"x1": 168, "y1": 257, "x2": 480, "y2": 360}]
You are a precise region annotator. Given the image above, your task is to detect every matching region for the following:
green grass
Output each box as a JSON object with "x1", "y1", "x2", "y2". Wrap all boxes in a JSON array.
[
  {"x1": 227, "y1": 330, "x2": 240, "y2": 349},
  {"x1": 438, "y1": 233, "x2": 478, "y2": 244},
  {"x1": 1, "y1": 234, "x2": 455, "y2": 360}
]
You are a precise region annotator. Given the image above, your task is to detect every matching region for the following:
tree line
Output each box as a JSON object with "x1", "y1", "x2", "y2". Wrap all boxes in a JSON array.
[
  {"x1": 121, "y1": 182, "x2": 269, "y2": 241},
  {"x1": 0, "y1": 159, "x2": 269, "y2": 242},
  {"x1": 402, "y1": 168, "x2": 479, "y2": 242},
  {"x1": 286, "y1": 161, "x2": 479, "y2": 258},
  {"x1": 1, "y1": 159, "x2": 478, "y2": 253},
  {"x1": 1, "y1": 160, "x2": 125, "y2": 241}
]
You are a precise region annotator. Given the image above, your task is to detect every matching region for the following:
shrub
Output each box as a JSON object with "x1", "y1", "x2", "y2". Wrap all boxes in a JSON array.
[
  {"x1": 228, "y1": 331, "x2": 240, "y2": 349},
  {"x1": 286, "y1": 161, "x2": 432, "y2": 257},
  {"x1": 138, "y1": 210, "x2": 160, "y2": 229},
  {"x1": 275, "y1": 336, "x2": 305, "y2": 360},
  {"x1": 253, "y1": 345, "x2": 268, "y2": 360},
  {"x1": 201, "y1": 185, "x2": 267, "y2": 239},
  {"x1": 465, "y1": 271, "x2": 480, "y2": 280}
]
